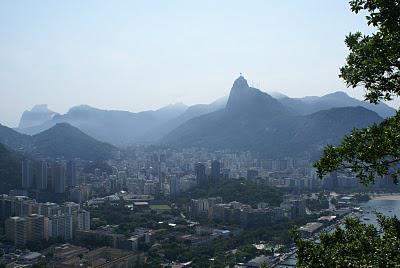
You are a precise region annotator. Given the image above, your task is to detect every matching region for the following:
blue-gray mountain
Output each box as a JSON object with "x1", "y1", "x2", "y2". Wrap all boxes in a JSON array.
[
  {"x1": 0, "y1": 123, "x2": 116, "y2": 160},
  {"x1": 162, "y1": 76, "x2": 383, "y2": 157},
  {"x1": 18, "y1": 104, "x2": 59, "y2": 129},
  {"x1": 14, "y1": 76, "x2": 394, "y2": 147},
  {"x1": 276, "y1": 91, "x2": 395, "y2": 118}
]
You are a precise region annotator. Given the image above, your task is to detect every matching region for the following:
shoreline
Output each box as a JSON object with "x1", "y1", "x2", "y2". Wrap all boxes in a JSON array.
[{"x1": 369, "y1": 193, "x2": 400, "y2": 201}]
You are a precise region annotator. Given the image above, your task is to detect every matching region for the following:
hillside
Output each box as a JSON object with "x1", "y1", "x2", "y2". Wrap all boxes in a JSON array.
[
  {"x1": 0, "y1": 123, "x2": 116, "y2": 160},
  {"x1": 17, "y1": 103, "x2": 188, "y2": 146},
  {"x1": 31, "y1": 123, "x2": 117, "y2": 160},
  {"x1": 0, "y1": 143, "x2": 22, "y2": 193},
  {"x1": 278, "y1": 91, "x2": 395, "y2": 118},
  {"x1": 162, "y1": 76, "x2": 382, "y2": 157}
]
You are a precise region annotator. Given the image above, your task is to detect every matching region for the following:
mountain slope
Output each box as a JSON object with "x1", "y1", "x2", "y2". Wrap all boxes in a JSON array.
[
  {"x1": 0, "y1": 143, "x2": 22, "y2": 193},
  {"x1": 0, "y1": 123, "x2": 116, "y2": 160},
  {"x1": 18, "y1": 104, "x2": 59, "y2": 129},
  {"x1": 162, "y1": 77, "x2": 382, "y2": 157},
  {"x1": 278, "y1": 91, "x2": 395, "y2": 118},
  {"x1": 149, "y1": 96, "x2": 228, "y2": 141},
  {"x1": 0, "y1": 124, "x2": 31, "y2": 152},
  {"x1": 17, "y1": 103, "x2": 188, "y2": 145},
  {"x1": 31, "y1": 123, "x2": 117, "y2": 160}
]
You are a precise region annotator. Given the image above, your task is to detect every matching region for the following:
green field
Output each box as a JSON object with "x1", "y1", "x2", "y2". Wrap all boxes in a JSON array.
[{"x1": 150, "y1": 204, "x2": 171, "y2": 211}]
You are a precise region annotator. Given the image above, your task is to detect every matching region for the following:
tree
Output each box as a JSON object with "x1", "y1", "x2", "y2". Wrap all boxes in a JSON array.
[
  {"x1": 314, "y1": 0, "x2": 400, "y2": 185},
  {"x1": 294, "y1": 215, "x2": 400, "y2": 267},
  {"x1": 296, "y1": 1, "x2": 400, "y2": 267}
]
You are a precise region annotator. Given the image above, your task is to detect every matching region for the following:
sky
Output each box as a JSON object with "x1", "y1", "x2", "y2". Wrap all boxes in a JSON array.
[{"x1": 0, "y1": 0, "x2": 396, "y2": 127}]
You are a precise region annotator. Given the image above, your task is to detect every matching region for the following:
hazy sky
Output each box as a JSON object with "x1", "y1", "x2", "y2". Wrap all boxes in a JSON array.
[{"x1": 0, "y1": 0, "x2": 395, "y2": 127}]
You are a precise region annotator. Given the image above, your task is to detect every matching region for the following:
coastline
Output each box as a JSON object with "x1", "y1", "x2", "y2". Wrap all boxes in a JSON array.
[{"x1": 369, "y1": 193, "x2": 400, "y2": 201}]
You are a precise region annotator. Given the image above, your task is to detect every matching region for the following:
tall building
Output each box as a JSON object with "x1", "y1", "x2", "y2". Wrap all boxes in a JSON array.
[
  {"x1": 5, "y1": 216, "x2": 28, "y2": 247},
  {"x1": 77, "y1": 210, "x2": 91, "y2": 231},
  {"x1": 37, "y1": 161, "x2": 48, "y2": 190},
  {"x1": 53, "y1": 162, "x2": 66, "y2": 193},
  {"x1": 27, "y1": 214, "x2": 47, "y2": 242},
  {"x1": 22, "y1": 159, "x2": 34, "y2": 189},
  {"x1": 170, "y1": 176, "x2": 179, "y2": 197},
  {"x1": 195, "y1": 162, "x2": 206, "y2": 186},
  {"x1": 211, "y1": 160, "x2": 221, "y2": 183},
  {"x1": 48, "y1": 214, "x2": 73, "y2": 240},
  {"x1": 66, "y1": 161, "x2": 77, "y2": 187}
]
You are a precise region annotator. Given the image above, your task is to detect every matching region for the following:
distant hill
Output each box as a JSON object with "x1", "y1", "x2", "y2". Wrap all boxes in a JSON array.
[
  {"x1": 18, "y1": 104, "x2": 59, "y2": 129},
  {"x1": 150, "y1": 96, "x2": 228, "y2": 141},
  {"x1": 0, "y1": 123, "x2": 116, "y2": 160},
  {"x1": 31, "y1": 123, "x2": 117, "y2": 160},
  {"x1": 17, "y1": 103, "x2": 188, "y2": 146},
  {"x1": 14, "y1": 78, "x2": 394, "y2": 147},
  {"x1": 278, "y1": 91, "x2": 395, "y2": 118},
  {"x1": 0, "y1": 143, "x2": 22, "y2": 193},
  {"x1": 162, "y1": 76, "x2": 382, "y2": 157}
]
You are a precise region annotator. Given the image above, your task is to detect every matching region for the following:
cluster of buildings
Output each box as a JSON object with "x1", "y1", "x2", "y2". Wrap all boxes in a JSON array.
[
  {"x1": 190, "y1": 197, "x2": 306, "y2": 228},
  {"x1": 0, "y1": 195, "x2": 90, "y2": 247}
]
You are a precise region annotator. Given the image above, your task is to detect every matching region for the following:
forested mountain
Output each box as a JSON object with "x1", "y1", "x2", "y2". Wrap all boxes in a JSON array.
[
  {"x1": 0, "y1": 123, "x2": 116, "y2": 160},
  {"x1": 162, "y1": 76, "x2": 382, "y2": 157}
]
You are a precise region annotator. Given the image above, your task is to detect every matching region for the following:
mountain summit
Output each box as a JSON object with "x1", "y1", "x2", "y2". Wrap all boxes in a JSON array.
[
  {"x1": 225, "y1": 76, "x2": 290, "y2": 118},
  {"x1": 162, "y1": 77, "x2": 382, "y2": 157},
  {"x1": 18, "y1": 104, "x2": 58, "y2": 129}
]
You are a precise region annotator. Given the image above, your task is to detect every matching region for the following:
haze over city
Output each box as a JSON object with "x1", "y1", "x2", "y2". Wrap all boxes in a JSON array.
[
  {"x1": 1, "y1": 1, "x2": 400, "y2": 267},
  {"x1": 0, "y1": 0, "x2": 380, "y2": 127}
]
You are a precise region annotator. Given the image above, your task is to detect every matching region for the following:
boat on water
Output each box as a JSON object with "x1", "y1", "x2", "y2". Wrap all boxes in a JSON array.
[{"x1": 363, "y1": 217, "x2": 371, "y2": 221}]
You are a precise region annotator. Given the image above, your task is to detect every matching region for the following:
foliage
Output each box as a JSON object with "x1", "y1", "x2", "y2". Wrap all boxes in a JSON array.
[
  {"x1": 294, "y1": 215, "x2": 400, "y2": 267},
  {"x1": 340, "y1": 0, "x2": 400, "y2": 103},
  {"x1": 314, "y1": 0, "x2": 400, "y2": 185},
  {"x1": 305, "y1": 197, "x2": 329, "y2": 212},
  {"x1": 178, "y1": 179, "x2": 283, "y2": 207},
  {"x1": 0, "y1": 143, "x2": 22, "y2": 193},
  {"x1": 314, "y1": 112, "x2": 400, "y2": 185}
]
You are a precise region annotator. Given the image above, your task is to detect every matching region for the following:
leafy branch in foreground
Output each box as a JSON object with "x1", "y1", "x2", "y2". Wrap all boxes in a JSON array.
[
  {"x1": 293, "y1": 214, "x2": 400, "y2": 267},
  {"x1": 340, "y1": 0, "x2": 400, "y2": 104},
  {"x1": 314, "y1": 110, "x2": 400, "y2": 185}
]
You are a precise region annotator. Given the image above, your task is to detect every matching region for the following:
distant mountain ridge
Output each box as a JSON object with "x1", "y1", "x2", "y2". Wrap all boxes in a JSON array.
[
  {"x1": 0, "y1": 123, "x2": 116, "y2": 160},
  {"x1": 18, "y1": 104, "x2": 59, "y2": 129},
  {"x1": 277, "y1": 91, "x2": 395, "y2": 118},
  {"x1": 162, "y1": 76, "x2": 383, "y2": 157},
  {"x1": 13, "y1": 76, "x2": 395, "y2": 147},
  {"x1": 16, "y1": 103, "x2": 189, "y2": 146}
]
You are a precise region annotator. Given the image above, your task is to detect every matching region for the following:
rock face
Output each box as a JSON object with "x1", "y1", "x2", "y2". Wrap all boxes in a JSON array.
[
  {"x1": 162, "y1": 76, "x2": 382, "y2": 157},
  {"x1": 18, "y1": 104, "x2": 59, "y2": 129}
]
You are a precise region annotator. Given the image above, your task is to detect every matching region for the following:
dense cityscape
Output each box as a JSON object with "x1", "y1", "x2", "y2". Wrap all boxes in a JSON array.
[
  {"x1": 0, "y1": 145, "x2": 398, "y2": 267},
  {"x1": 1, "y1": 0, "x2": 400, "y2": 267}
]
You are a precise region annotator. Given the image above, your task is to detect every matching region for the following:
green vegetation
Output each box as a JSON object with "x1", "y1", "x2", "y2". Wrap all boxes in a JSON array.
[
  {"x1": 145, "y1": 216, "x2": 313, "y2": 268},
  {"x1": 314, "y1": 0, "x2": 400, "y2": 185},
  {"x1": 179, "y1": 179, "x2": 283, "y2": 207},
  {"x1": 87, "y1": 202, "x2": 179, "y2": 234},
  {"x1": 295, "y1": 215, "x2": 400, "y2": 267},
  {"x1": 0, "y1": 143, "x2": 22, "y2": 193},
  {"x1": 301, "y1": 1, "x2": 400, "y2": 267},
  {"x1": 149, "y1": 204, "x2": 171, "y2": 211}
]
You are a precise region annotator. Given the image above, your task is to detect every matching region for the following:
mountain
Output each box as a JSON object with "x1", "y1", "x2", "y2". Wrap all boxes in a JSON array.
[
  {"x1": 0, "y1": 143, "x2": 22, "y2": 193},
  {"x1": 0, "y1": 124, "x2": 31, "y2": 152},
  {"x1": 17, "y1": 103, "x2": 188, "y2": 146},
  {"x1": 0, "y1": 123, "x2": 116, "y2": 160},
  {"x1": 278, "y1": 91, "x2": 396, "y2": 118},
  {"x1": 18, "y1": 104, "x2": 59, "y2": 129},
  {"x1": 149, "y1": 96, "x2": 228, "y2": 141},
  {"x1": 162, "y1": 76, "x2": 382, "y2": 157},
  {"x1": 31, "y1": 123, "x2": 117, "y2": 160}
]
